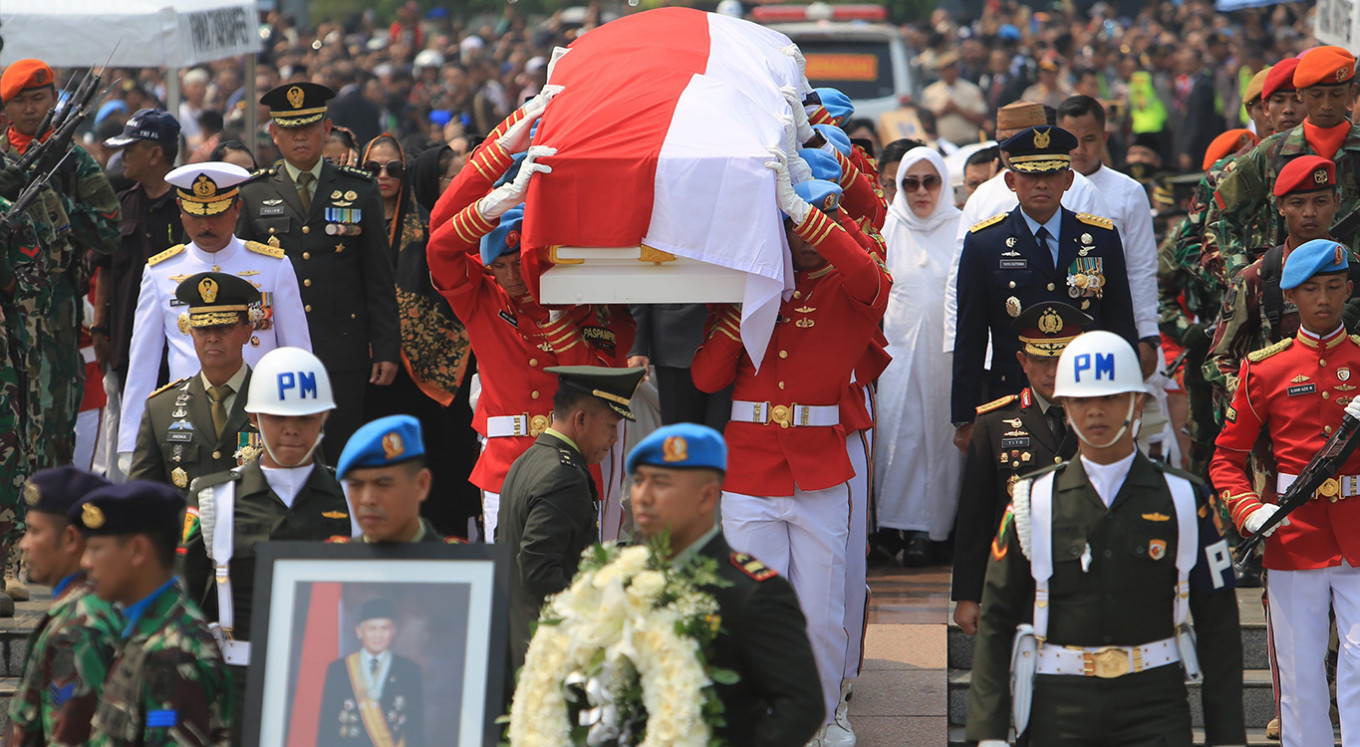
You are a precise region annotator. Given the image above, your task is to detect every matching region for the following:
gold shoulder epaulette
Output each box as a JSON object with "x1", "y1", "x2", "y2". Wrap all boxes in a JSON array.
[
  {"x1": 245, "y1": 240, "x2": 285, "y2": 259},
  {"x1": 1351, "y1": 334, "x2": 1360, "y2": 347},
  {"x1": 147, "y1": 244, "x2": 186, "y2": 267},
  {"x1": 1075, "y1": 213, "x2": 1114, "y2": 230},
  {"x1": 976, "y1": 394, "x2": 1018, "y2": 415},
  {"x1": 148, "y1": 377, "x2": 188, "y2": 399},
  {"x1": 1248, "y1": 337, "x2": 1293, "y2": 362},
  {"x1": 242, "y1": 168, "x2": 273, "y2": 185},
  {"x1": 970, "y1": 213, "x2": 1007, "y2": 233}
]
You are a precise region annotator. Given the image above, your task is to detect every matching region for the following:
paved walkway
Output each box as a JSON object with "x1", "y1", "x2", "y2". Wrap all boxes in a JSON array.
[{"x1": 851, "y1": 563, "x2": 950, "y2": 744}]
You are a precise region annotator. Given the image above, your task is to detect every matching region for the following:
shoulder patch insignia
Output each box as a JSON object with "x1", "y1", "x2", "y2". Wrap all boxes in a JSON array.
[
  {"x1": 244, "y1": 240, "x2": 285, "y2": 259},
  {"x1": 321, "y1": 511, "x2": 348, "y2": 519},
  {"x1": 991, "y1": 508, "x2": 1013, "y2": 561},
  {"x1": 241, "y1": 168, "x2": 273, "y2": 185},
  {"x1": 730, "y1": 552, "x2": 777, "y2": 581},
  {"x1": 444, "y1": 536, "x2": 467, "y2": 544},
  {"x1": 970, "y1": 213, "x2": 1007, "y2": 233},
  {"x1": 976, "y1": 394, "x2": 1018, "y2": 415},
  {"x1": 147, "y1": 244, "x2": 186, "y2": 267},
  {"x1": 340, "y1": 165, "x2": 375, "y2": 180},
  {"x1": 148, "y1": 377, "x2": 189, "y2": 399},
  {"x1": 1075, "y1": 213, "x2": 1114, "y2": 230},
  {"x1": 324, "y1": 535, "x2": 352, "y2": 543},
  {"x1": 1248, "y1": 337, "x2": 1293, "y2": 362}
]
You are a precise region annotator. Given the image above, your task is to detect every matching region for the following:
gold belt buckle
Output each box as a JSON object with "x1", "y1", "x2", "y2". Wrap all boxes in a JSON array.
[
  {"x1": 1319, "y1": 477, "x2": 1341, "y2": 503},
  {"x1": 529, "y1": 414, "x2": 550, "y2": 436},
  {"x1": 770, "y1": 404, "x2": 792, "y2": 429},
  {"x1": 1084, "y1": 647, "x2": 1131, "y2": 678}
]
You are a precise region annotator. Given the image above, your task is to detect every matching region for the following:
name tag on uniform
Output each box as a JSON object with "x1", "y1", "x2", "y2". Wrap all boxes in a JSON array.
[
  {"x1": 498, "y1": 310, "x2": 519, "y2": 328},
  {"x1": 169, "y1": 299, "x2": 187, "y2": 307},
  {"x1": 999, "y1": 259, "x2": 1028, "y2": 270},
  {"x1": 1287, "y1": 383, "x2": 1317, "y2": 396},
  {"x1": 1002, "y1": 437, "x2": 1030, "y2": 448},
  {"x1": 259, "y1": 205, "x2": 285, "y2": 216},
  {"x1": 166, "y1": 431, "x2": 193, "y2": 443}
]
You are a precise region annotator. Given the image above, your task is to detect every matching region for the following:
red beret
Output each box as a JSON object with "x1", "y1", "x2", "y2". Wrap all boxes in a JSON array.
[
  {"x1": 1274, "y1": 155, "x2": 1336, "y2": 198},
  {"x1": 1202, "y1": 129, "x2": 1257, "y2": 171},
  {"x1": 1294, "y1": 46, "x2": 1356, "y2": 89},
  {"x1": 1263, "y1": 58, "x2": 1300, "y2": 99},
  {"x1": 0, "y1": 59, "x2": 55, "y2": 104}
]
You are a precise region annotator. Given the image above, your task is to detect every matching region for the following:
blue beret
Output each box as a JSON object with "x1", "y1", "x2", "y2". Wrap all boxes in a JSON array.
[
  {"x1": 338, "y1": 415, "x2": 425, "y2": 478},
  {"x1": 480, "y1": 206, "x2": 525, "y2": 266},
  {"x1": 795, "y1": 178, "x2": 842, "y2": 215},
  {"x1": 814, "y1": 87, "x2": 854, "y2": 124},
  {"x1": 493, "y1": 152, "x2": 527, "y2": 188},
  {"x1": 813, "y1": 124, "x2": 852, "y2": 157},
  {"x1": 24, "y1": 467, "x2": 111, "y2": 516},
  {"x1": 626, "y1": 423, "x2": 727, "y2": 474},
  {"x1": 798, "y1": 148, "x2": 842, "y2": 182},
  {"x1": 69, "y1": 481, "x2": 184, "y2": 537},
  {"x1": 1281, "y1": 238, "x2": 1351, "y2": 290}
]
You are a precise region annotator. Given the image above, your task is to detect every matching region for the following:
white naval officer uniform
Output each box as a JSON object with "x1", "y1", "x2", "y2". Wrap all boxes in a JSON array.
[{"x1": 117, "y1": 235, "x2": 311, "y2": 454}]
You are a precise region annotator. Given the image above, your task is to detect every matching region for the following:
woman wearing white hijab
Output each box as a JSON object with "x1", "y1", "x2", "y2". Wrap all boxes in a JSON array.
[{"x1": 873, "y1": 146, "x2": 965, "y2": 564}]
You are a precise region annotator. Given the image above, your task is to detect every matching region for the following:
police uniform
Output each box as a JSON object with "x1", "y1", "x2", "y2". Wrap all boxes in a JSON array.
[
  {"x1": 428, "y1": 167, "x2": 621, "y2": 540},
  {"x1": 316, "y1": 599, "x2": 425, "y2": 747},
  {"x1": 691, "y1": 177, "x2": 891, "y2": 734},
  {"x1": 951, "y1": 302, "x2": 1089, "y2": 612},
  {"x1": 967, "y1": 330, "x2": 1243, "y2": 746},
  {"x1": 235, "y1": 83, "x2": 400, "y2": 462},
  {"x1": 1210, "y1": 239, "x2": 1360, "y2": 745},
  {"x1": 952, "y1": 126, "x2": 1138, "y2": 424},
  {"x1": 498, "y1": 366, "x2": 645, "y2": 675},
  {"x1": 70, "y1": 481, "x2": 232, "y2": 747},
  {"x1": 118, "y1": 163, "x2": 310, "y2": 457},
  {"x1": 624, "y1": 423, "x2": 826, "y2": 746},
  {"x1": 130, "y1": 273, "x2": 263, "y2": 492},
  {"x1": 331, "y1": 415, "x2": 465, "y2": 544},
  {"x1": 6, "y1": 468, "x2": 121, "y2": 746}
]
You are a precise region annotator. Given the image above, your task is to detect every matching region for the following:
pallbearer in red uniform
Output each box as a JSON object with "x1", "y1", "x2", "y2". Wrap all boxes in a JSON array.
[
  {"x1": 1211, "y1": 238, "x2": 1360, "y2": 746},
  {"x1": 692, "y1": 149, "x2": 891, "y2": 746}
]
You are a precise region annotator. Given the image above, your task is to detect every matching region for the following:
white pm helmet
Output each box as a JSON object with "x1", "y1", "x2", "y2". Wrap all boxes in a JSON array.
[
  {"x1": 1052, "y1": 330, "x2": 1146, "y2": 399},
  {"x1": 245, "y1": 347, "x2": 336, "y2": 416}
]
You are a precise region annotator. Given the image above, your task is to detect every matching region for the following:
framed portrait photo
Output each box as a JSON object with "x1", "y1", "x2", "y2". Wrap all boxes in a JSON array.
[{"x1": 242, "y1": 542, "x2": 510, "y2": 747}]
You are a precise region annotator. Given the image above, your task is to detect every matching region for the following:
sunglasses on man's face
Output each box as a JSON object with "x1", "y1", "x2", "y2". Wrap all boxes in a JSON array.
[
  {"x1": 364, "y1": 160, "x2": 405, "y2": 179},
  {"x1": 902, "y1": 175, "x2": 941, "y2": 192}
]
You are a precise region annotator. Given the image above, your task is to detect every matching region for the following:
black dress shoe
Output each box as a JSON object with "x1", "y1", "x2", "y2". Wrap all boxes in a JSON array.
[{"x1": 902, "y1": 531, "x2": 931, "y2": 567}]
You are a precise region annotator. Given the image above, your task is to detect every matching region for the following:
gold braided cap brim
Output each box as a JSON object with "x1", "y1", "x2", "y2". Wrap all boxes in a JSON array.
[
  {"x1": 1007, "y1": 154, "x2": 1072, "y2": 174},
  {"x1": 271, "y1": 109, "x2": 327, "y2": 127}
]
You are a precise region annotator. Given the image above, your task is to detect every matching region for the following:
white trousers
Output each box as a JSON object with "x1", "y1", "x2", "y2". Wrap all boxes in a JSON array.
[
  {"x1": 1269, "y1": 560, "x2": 1360, "y2": 746},
  {"x1": 844, "y1": 425, "x2": 871, "y2": 681},
  {"x1": 723, "y1": 484, "x2": 850, "y2": 724},
  {"x1": 101, "y1": 371, "x2": 126, "y2": 483},
  {"x1": 483, "y1": 490, "x2": 500, "y2": 543}
]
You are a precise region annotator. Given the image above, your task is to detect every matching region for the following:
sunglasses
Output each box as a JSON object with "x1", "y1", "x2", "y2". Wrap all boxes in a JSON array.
[
  {"x1": 903, "y1": 175, "x2": 941, "y2": 192},
  {"x1": 364, "y1": 160, "x2": 405, "y2": 179}
]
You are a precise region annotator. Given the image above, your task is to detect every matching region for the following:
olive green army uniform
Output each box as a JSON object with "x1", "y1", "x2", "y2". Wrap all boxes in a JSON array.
[
  {"x1": 129, "y1": 371, "x2": 259, "y2": 494},
  {"x1": 965, "y1": 454, "x2": 1245, "y2": 746},
  {"x1": 6, "y1": 572, "x2": 120, "y2": 746},
  {"x1": 234, "y1": 161, "x2": 399, "y2": 463},
  {"x1": 88, "y1": 579, "x2": 231, "y2": 747},
  {"x1": 326, "y1": 516, "x2": 464, "y2": 544},
  {"x1": 498, "y1": 429, "x2": 598, "y2": 676}
]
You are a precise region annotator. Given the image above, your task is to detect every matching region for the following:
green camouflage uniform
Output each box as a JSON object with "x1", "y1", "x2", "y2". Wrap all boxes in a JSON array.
[
  {"x1": 6, "y1": 572, "x2": 121, "y2": 746},
  {"x1": 1211, "y1": 123, "x2": 1360, "y2": 285},
  {"x1": 88, "y1": 579, "x2": 232, "y2": 747},
  {"x1": 0, "y1": 135, "x2": 118, "y2": 469},
  {"x1": 0, "y1": 189, "x2": 43, "y2": 549}
]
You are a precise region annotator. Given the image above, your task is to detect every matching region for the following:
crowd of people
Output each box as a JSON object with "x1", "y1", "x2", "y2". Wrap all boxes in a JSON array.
[{"x1": 0, "y1": 0, "x2": 1353, "y2": 745}]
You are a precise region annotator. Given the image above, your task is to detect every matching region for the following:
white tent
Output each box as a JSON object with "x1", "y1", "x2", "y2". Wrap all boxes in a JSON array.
[{"x1": 0, "y1": 0, "x2": 260, "y2": 69}]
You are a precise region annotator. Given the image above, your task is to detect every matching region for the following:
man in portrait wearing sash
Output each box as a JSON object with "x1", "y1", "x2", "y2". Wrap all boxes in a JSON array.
[{"x1": 317, "y1": 598, "x2": 424, "y2": 747}]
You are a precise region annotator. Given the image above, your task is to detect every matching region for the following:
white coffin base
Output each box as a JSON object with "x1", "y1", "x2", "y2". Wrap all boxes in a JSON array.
[{"x1": 538, "y1": 247, "x2": 749, "y2": 304}]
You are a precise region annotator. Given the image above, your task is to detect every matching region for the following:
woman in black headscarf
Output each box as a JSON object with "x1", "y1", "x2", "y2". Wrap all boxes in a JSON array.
[{"x1": 361, "y1": 134, "x2": 480, "y2": 534}]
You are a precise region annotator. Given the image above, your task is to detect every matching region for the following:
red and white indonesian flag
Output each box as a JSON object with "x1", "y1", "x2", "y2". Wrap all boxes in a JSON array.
[{"x1": 524, "y1": 7, "x2": 810, "y2": 365}]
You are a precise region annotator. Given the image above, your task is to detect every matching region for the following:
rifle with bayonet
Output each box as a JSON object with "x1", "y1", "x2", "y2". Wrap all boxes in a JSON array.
[{"x1": 13, "y1": 46, "x2": 120, "y2": 177}]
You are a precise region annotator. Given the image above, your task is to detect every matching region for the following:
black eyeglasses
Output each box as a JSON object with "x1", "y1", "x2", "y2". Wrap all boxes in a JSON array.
[
  {"x1": 903, "y1": 175, "x2": 941, "y2": 192},
  {"x1": 364, "y1": 160, "x2": 405, "y2": 179}
]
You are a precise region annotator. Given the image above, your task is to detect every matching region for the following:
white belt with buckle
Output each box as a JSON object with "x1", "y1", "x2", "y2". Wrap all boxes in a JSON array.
[
  {"x1": 1035, "y1": 636, "x2": 1180, "y2": 678},
  {"x1": 209, "y1": 623, "x2": 251, "y2": 666},
  {"x1": 486, "y1": 413, "x2": 551, "y2": 438},
  {"x1": 1277, "y1": 472, "x2": 1360, "y2": 502},
  {"x1": 730, "y1": 401, "x2": 839, "y2": 429}
]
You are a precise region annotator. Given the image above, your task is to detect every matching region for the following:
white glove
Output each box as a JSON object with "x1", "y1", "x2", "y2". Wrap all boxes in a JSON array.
[
  {"x1": 1243, "y1": 504, "x2": 1289, "y2": 537},
  {"x1": 499, "y1": 84, "x2": 564, "y2": 155},
  {"x1": 775, "y1": 115, "x2": 812, "y2": 184},
  {"x1": 477, "y1": 145, "x2": 557, "y2": 221},
  {"x1": 781, "y1": 86, "x2": 816, "y2": 146},
  {"x1": 778, "y1": 44, "x2": 807, "y2": 77},
  {"x1": 117, "y1": 452, "x2": 132, "y2": 476},
  {"x1": 1346, "y1": 395, "x2": 1360, "y2": 421},
  {"x1": 765, "y1": 147, "x2": 809, "y2": 225}
]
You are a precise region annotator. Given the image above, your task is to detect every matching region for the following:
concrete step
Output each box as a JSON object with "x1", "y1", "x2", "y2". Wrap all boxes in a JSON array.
[
  {"x1": 947, "y1": 668, "x2": 1277, "y2": 729},
  {"x1": 946, "y1": 725, "x2": 1328, "y2": 746}
]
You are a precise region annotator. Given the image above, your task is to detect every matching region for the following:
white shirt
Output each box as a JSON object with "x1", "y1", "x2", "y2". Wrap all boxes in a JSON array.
[
  {"x1": 1085, "y1": 164, "x2": 1159, "y2": 339},
  {"x1": 117, "y1": 235, "x2": 312, "y2": 454},
  {"x1": 944, "y1": 170, "x2": 1113, "y2": 352},
  {"x1": 1080, "y1": 450, "x2": 1137, "y2": 508},
  {"x1": 360, "y1": 649, "x2": 392, "y2": 698},
  {"x1": 260, "y1": 463, "x2": 315, "y2": 509},
  {"x1": 921, "y1": 78, "x2": 987, "y2": 146}
]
